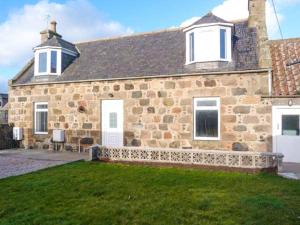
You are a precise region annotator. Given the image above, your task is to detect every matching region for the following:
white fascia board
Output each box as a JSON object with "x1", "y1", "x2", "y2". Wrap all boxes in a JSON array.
[{"x1": 183, "y1": 22, "x2": 234, "y2": 32}]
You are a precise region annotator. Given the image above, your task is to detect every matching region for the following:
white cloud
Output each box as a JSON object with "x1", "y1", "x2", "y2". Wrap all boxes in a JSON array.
[
  {"x1": 0, "y1": 0, "x2": 133, "y2": 68},
  {"x1": 179, "y1": 0, "x2": 289, "y2": 39},
  {"x1": 212, "y1": 0, "x2": 249, "y2": 22}
]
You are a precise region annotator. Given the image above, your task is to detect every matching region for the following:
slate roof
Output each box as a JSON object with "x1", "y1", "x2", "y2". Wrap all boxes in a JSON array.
[
  {"x1": 0, "y1": 94, "x2": 8, "y2": 98},
  {"x1": 13, "y1": 21, "x2": 259, "y2": 85},
  {"x1": 270, "y1": 38, "x2": 300, "y2": 95},
  {"x1": 190, "y1": 13, "x2": 230, "y2": 26},
  {"x1": 36, "y1": 35, "x2": 78, "y2": 54}
]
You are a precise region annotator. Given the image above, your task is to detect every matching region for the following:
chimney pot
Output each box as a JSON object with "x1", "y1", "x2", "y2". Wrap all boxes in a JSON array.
[{"x1": 50, "y1": 21, "x2": 57, "y2": 33}]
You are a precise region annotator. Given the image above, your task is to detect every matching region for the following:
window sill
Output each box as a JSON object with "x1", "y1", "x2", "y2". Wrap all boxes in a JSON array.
[
  {"x1": 194, "y1": 137, "x2": 221, "y2": 141},
  {"x1": 185, "y1": 59, "x2": 231, "y2": 65},
  {"x1": 34, "y1": 132, "x2": 48, "y2": 135}
]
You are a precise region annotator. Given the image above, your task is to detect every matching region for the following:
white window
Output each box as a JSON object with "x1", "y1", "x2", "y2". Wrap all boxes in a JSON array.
[
  {"x1": 194, "y1": 97, "x2": 220, "y2": 140},
  {"x1": 34, "y1": 48, "x2": 61, "y2": 76},
  {"x1": 34, "y1": 102, "x2": 48, "y2": 134},
  {"x1": 185, "y1": 24, "x2": 232, "y2": 64},
  {"x1": 38, "y1": 52, "x2": 47, "y2": 73}
]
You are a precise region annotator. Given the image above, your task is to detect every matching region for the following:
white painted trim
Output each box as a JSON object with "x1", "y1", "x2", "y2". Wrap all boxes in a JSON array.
[
  {"x1": 34, "y1": 102, "x2": 48, "y2": 135},
  {"x1": 34, "y1": 46, "x2": 78, "y2": 56},
  {"x1": 185, "y1": 25, "x2": 232, "y2": 65},
  {"x1": 34, "y1": 49, "x2": 62, "y2": 76},
  {"x1": 183, "y1": 22, "x2": 234, "y2": 32},
  {"x1": 193, "y1": 97, "x2": 221, "y2": 141},
  {"x1": 101, "y1": 100, "x2": 124, "y2": 147}
]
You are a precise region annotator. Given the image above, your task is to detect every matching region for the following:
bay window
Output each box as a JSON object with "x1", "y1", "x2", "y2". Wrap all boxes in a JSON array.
[
  {"x1": 34, "y1": 48, "x2": 61, "y2": 76},
  {"x1": 194, "y1": 97, "x2": 220, "y2": 140}
]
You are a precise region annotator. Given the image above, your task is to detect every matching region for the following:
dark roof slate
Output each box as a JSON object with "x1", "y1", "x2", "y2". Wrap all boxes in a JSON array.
[
  {"x1": 13, "y1": 21, "x2": 259, "y2": 85},
  {"x1": 191, "y1": 13, "x2": 230, "y2": 26},
  {"x1": 37, "y1": 36, "x2": 78, "y2": 54}
]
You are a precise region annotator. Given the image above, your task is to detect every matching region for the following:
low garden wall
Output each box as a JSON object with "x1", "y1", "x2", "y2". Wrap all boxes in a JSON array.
[
  {"x1": 0, "y1": 124, "x2": 19, "y2": 150},
  {"x1": 93, "y1": 146, "x2": 284, "y2": 171}
]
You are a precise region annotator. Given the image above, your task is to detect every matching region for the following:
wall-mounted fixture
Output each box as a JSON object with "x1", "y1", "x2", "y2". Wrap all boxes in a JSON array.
[
  {"x1": 53, "y1": 129, "x2": 65, "y2": 142},
  {"x1": 13, "y1": 127, "x2": 23, "y2": 141}
]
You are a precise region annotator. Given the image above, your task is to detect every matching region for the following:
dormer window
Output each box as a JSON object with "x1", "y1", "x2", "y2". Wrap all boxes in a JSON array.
[
  {"x1": 38, "y1": 52, "x2": 47, "y2": 73},
  {"x1": 189, "y1": 32, "x2": 195, "y2": 62},
  {"x1": 220, "y1": 29, "x2": 226, "y2": 59},
  {"x1": 34, "y1": 48, "x2": 62, "y2": 76},
  {"x1": 184, "y1": 13, "x2": 233, "y2": 65}
]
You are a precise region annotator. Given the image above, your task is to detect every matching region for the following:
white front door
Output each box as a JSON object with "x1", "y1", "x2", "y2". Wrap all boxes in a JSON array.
[
  {"x1": 273, "y1": 106, "x2": 300, "y2": 163},
  {"x1": 102, "y1": 100, "x2": 124, "y2": 147}
]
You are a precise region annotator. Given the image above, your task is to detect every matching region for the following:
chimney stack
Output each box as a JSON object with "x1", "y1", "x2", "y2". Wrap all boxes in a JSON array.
[
  {"x1": 50, "y1": 21, "x2": 57, "y2": 33},
  {"x1": 40, "y1": 20, "x2": 62, "y2": 44},
  {"x1": 248, "y1": 0, "x2": 272, "y2": 68}
]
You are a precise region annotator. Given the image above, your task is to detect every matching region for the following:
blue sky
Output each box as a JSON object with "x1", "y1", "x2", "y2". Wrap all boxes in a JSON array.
[{"x1": 0, "y1": 0, "x2": 300, "y2": 93}]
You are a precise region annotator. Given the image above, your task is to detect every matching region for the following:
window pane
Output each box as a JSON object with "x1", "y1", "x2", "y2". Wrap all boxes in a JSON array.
[
  {"x1": 38, "y1": 52, "x2": 47, "y2": 73},
  {"x1": 197, "y1": 100, "x2": 217, "y2": 107},
  {"x1": 36, "y1": 104, "x2": 48, "y2": 110},
  {"x1": 282, "y1": 115, "x2": 300, "y2": 136},
  {"x1": 51, "y1": 51, "x2": 57, "y2": 73},
  {"x1": 189, "y1": 33, "x2": 195, "y2": 62},
  {"x1": 109, "y1": 112, "x2": 118, "y2": 128},
  {"x1": 36, "y1": 111, "x2": 48, "y2": 133},
  {"x1": 196, "y1": 110, "x2": 218, "y2": 138},
  {"x1": 220, "y1": 29, "x2": 226, "y2": 59}
]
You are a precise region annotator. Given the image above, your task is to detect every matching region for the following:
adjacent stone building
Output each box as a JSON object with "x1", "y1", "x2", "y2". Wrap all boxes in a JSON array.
[{"x1": 9, "y1": 0, "x2": 277, "y2": 154}]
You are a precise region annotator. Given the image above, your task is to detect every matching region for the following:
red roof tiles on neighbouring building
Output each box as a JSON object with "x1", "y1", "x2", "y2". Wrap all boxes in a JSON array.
[{"x1": 270, "y1": 38, "x2": 300, "y2": 96}]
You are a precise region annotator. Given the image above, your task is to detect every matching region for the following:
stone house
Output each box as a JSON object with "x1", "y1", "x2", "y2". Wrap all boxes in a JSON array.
[{"x1": 7, "y1": 0, "x2": 299, "y2": 164}]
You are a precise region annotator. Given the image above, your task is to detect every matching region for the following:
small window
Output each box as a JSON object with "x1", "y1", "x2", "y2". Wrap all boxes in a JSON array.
[
  {"x1": 282, "y1": 115, "x2": 300, "y2": 136},
  {"x1": 220, "y1": 29, "x2": 226, "y2": 59},
  {"x1": 35, "y1": 102, "x2": 48, "y2": 134},
  {"x1": 109, "y1": 112, "x2": 118, "y2": 128},
  {"x1": 189, "y1": 32, "x2": 195, "y2": 62},
  {"x1": 51, "y1": 51, "x2": 57, "y2": 73},
  {"x1": 194, "y1": 97, "x2": 220, "y2": 140},
  {"x1": 38, "y1": 52, "x2": 47, "y2": 73}
]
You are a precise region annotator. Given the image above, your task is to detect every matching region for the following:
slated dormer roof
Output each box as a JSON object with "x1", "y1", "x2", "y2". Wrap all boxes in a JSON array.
[
  {"x1": 36, "y1": 36, "x2": 79, "y2": 54},
  {"x1": 190, "y1": 12, "x2": 230, "y2": 26}
]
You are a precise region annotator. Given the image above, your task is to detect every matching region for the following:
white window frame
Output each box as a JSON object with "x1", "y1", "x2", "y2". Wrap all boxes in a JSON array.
[
  {"x1": 34, "y1": 47, "x2": 62, "y2": 76},
  {"x1": 34, "y1": 102, "x2": 48, "y2": 135},
  {"x1": 185, "y1": 24, "x2": 232, "y2": 65},
  {"x1": 193, "y1": 97, "x2": 221, "y2": 141}
]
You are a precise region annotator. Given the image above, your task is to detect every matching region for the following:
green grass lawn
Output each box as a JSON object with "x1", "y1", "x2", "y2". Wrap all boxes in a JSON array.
[{"x1": 0, "y1": 162, "x2": 300, "y2": 225}]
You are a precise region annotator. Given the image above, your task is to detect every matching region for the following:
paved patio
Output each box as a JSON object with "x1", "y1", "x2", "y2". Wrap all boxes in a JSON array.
[
  {"x1": 279, "y1": 163, "x2": 300, "y2": 180},
  {"x1": 0, "y1": 149, "x2": 88, "y2": 179}
]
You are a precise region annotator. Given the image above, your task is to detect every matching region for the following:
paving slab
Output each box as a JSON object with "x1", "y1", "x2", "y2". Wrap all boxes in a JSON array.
[
  {"x1": 278, "y1": 163, "x2": 300, "y2": 180},
  {"x1": 0, "y1": 149, "x2": 88, "y2": 179}
]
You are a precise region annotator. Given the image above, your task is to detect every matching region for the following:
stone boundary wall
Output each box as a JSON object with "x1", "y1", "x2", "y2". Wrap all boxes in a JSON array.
[
  {"x1": 95, "y1": 146, "x2": 283, "y2": 170},
  {"x1": 0, "y1": 124, "x2": 19, "y2": 150},
  {"x1": 9, "y1": 71, "x2": 272, "y2": 152}
]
